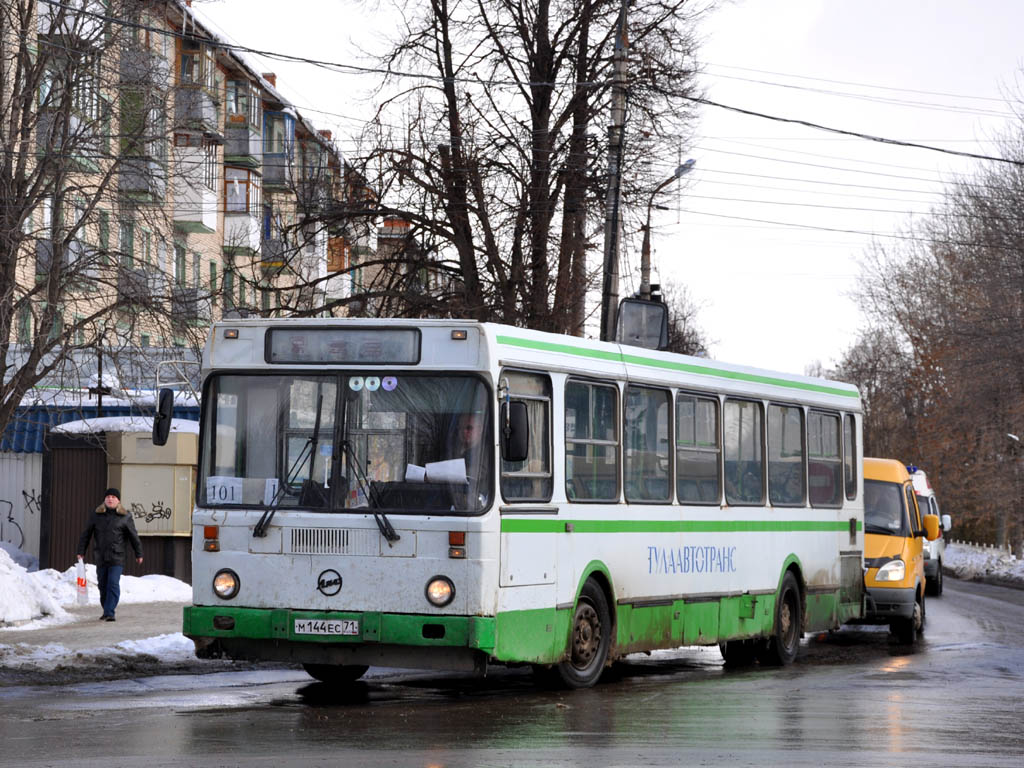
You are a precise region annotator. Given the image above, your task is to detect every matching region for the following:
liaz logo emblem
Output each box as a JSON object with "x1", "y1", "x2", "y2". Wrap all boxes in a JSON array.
[{"x1": 316, "y1": 569, "x2": 343, "y2": 596}]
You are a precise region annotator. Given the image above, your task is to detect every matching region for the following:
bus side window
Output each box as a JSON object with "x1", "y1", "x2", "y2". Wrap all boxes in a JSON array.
[
  {"x1": 844, "y1": 414, "x2": 858, "y2": 500},
  {"x1": 499, "y1": 370, "x2": 553, "y2": 502},
  {"x1": 676, "y1": 393, "x2": 720, "y2": 504},
  {"x1": 723, "y1": 399, "x2": 764, "y2": 506},
  {"x1": 768, "y1": 404, "x2": 805, "y2": 506},
  {"x1": 565, "y1": 379, "x2": 619, "y2": 502},
  {"x1": 808, "y1": 411, "x2": 842, "y2": 508},
  {"x1": 624, "y1": 385, "x2": 671, "y2": 502}
]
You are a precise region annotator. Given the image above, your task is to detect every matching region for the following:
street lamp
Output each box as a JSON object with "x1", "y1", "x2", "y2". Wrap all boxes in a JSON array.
[{"x1": 640, "y1": 158, "x2": 695, "y2": 301}]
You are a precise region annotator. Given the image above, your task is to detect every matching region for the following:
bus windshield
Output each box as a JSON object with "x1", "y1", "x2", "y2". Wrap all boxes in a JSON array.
[
  {"x1": 200, "y1": 372, "x2": 493, "y2": 515},
  {"x1": 863, "y1": 479, "x2": 909, "y2": 536}
]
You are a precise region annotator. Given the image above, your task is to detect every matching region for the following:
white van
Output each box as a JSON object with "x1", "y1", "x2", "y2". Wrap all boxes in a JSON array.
[{"x1": 908, "y1": 466, "x2": 953, "y2": 595}]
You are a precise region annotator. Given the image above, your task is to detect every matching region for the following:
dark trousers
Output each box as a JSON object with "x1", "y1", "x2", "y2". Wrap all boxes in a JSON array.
[{"x1": 97, "y1": 564, "x2": 123, "y2": 618}]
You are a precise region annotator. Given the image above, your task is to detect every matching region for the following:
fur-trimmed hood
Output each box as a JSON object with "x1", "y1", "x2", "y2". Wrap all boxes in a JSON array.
[{"x1": 95, "y1": 503, "x2": 128, "y2": 515}]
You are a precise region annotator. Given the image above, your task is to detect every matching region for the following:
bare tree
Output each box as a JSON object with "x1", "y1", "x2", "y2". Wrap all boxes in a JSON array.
[
  {"x1": 841, "y1": 119, "x2": 1024, "y2": 548},
  {"x1": 343, "y1": 0, "x2": 709, "y2": 330},
  {"x1": 0, "y1": 1, "x2": 207, "y2": 436}
]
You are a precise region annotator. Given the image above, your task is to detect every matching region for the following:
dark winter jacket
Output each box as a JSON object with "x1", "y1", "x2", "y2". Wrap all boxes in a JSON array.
[{"x1": 76, "y1": 503, "x2": 143, "y2": 567}]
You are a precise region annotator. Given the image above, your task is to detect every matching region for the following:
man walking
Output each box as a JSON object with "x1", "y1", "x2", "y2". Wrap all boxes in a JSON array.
[{"x1": 76, "y1": 488, "x2": 144, "y2": 621}]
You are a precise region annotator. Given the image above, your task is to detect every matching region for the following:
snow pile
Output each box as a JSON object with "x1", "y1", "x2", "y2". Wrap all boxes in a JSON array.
[
  {"x1": 0, "y1": 633, "x2": 199, "y2": 671},
  {"x1": 0, "y1": 546, "x2": 191, "y2": 628},
  {"x1": 943, "y1": 542, "x2": 1024, "y2": 585},
  {"x1": 0, "y1": 548, "x2": 66, "y2": 625}
]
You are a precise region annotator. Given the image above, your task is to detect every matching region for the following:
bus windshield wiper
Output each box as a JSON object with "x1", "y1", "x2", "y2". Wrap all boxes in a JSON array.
[
  {"x1": 340, "y1": 437, "x2": 400, "y2": 545},
  {"x1": 254, "y1": 390, "x2": 324, "y2": 538}
]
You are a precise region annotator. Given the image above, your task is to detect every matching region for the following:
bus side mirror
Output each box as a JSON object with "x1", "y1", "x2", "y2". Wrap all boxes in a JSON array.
[
  {"x1": 501, "y1": 400, "x2": 529, "y2": 463},
  {"x1": 616, "y1": 297, "x2": 669, "y2": 351},
  {"x1": 152, "y1": 388, "x2": 174, "y2": 446},
  {"x1": 941, "y1": 514, "x2": 952, "y2": 532},
  {"x1": 922, "y1": 514, "x2": 940, "y2": 541}
]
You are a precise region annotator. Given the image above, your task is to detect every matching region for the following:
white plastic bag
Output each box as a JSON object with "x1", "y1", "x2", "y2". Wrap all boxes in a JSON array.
[{"x1": 75, "y1": 560, "x2": 88, "y2": 605}]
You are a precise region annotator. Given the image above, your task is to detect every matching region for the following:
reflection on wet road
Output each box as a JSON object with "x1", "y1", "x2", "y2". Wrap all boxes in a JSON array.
[{"x1": 0, "y1": 577, "x2": 1021, "y2": 768}]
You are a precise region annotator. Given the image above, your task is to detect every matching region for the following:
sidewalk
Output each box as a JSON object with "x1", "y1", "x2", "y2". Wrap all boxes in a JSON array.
[{"x1": 0, "y1": 601, "x2": 280, "y2": 687}]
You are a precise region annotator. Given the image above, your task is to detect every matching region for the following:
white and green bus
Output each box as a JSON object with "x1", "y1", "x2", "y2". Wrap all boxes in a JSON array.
[{"x1": 173, "y1": 318, "x2": 864, "y2": 688}]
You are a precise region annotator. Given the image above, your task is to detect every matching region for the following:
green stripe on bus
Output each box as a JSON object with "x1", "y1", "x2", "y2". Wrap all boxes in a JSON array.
[
  {"x1": 500, "y1": 518, "x2": 862, "y2": 534},
  {"x1": 495, "y1": 335, "x2": 859, "y2": 398}
]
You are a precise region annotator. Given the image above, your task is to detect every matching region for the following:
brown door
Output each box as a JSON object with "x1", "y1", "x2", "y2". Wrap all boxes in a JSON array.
[{"x1": 41, "y1": 433, "x2": 107, "y2": 571}]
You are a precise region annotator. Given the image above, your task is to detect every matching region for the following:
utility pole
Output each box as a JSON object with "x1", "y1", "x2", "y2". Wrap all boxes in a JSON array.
[{"x1": 598, "y1": 0, "x2": 630, "y2": 342}]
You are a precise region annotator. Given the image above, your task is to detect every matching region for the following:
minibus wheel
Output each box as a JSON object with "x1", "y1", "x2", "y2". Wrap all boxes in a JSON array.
[
  {"x1": 759, "y1": 572, "x2": 802, "y2": 666},
  {"x1": 302, "y1": 663, "x2": 369, "y2": 684}
]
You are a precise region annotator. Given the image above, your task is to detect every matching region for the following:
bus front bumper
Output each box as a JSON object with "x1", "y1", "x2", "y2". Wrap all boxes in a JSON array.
[{"x1": 183, "y1": 605, "x2": 497, "y2": 671}]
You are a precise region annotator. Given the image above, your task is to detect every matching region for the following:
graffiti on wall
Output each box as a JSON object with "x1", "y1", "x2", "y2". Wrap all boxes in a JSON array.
[
  {"x1": 130, "y1": 501, "x2": 173, "y2": 525},
  {"x1": 0, "y1": 489, "x2": 39, "y2": 550}
]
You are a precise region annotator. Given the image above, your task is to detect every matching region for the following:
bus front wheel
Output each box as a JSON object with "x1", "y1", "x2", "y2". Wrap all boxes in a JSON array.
[
  {"x1": 544, "y1": 579, "x2": 611, "y2": 689},
  {"x1": 758, "y1": 572, "x2": 802, "y2": 666},
  {"x1": 302, "y1": 663, "x2": 369, "y2": 684}
]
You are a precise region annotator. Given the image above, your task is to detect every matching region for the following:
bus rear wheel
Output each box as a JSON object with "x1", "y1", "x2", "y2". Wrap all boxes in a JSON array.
[
  {"x1": 302, "y1": 663, "x2": 369, "y2": 684},
  {"x1": 758, "y1": 572, "x2": 802, "y2": 666},
  {"x1": 542, "y1": 579, "x2": 611, "y2": 689}
]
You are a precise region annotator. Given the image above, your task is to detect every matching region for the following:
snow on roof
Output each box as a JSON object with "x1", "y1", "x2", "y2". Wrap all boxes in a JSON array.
[{"x1": 51, "y1": 417, "x2": 200, "y2": 435}]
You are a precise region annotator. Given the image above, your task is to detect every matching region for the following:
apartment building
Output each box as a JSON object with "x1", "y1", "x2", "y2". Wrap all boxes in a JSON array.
[{"x1": 6, "y1": 0, "x2": 375, "y2": 372}]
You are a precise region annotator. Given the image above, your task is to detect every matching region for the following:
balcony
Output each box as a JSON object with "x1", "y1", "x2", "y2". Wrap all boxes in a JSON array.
[
  {"x1": 297, "y1": 177, "x2": 330, "y2": 211},
  {"x1": 224, "y1": 212, "x2": 261, "y2": 255},
  {"x1": 263, "y1": 154, "x2": 292, "y2": 189},
  {"x1": 172, "y1": 145, "x2": 217, "y2": 233},
  {"x1": 36, "y1": 238, "x2": 96, "y2": 280},
  {"x1": 119, "y1": 156, "x2": 166, "y2": 202},
  {"x1": 117, "y1": 265, "x2": 162, "y2": 306},
  {"x1": 36, "y1": 112, "x2": 103, "y2": 171},
  {"x1": 260, "y1": 238, "x2": 288, "y2": 273},
  {"x1": 38, "y1": 0, "x2": 105, "y2": 43},
  {"x1": 174, "y1": 87, "x2": 219, "y2": 135},
  {"x1": 120, "y1": 47, "x2": 171, "y2": 89},
  {"x1": 224, "y1": 125, "x2": 262, "y2": 168},
  {"x1": 171, "y1": 285, "x2": 212, "y2": 326}
]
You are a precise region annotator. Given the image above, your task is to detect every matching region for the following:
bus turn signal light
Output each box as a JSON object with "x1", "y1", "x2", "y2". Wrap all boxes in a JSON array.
[
  {"x1": 204, "y1": 525, "x2": 220, "y2": 552},
  {"x1": 448, "y1": 531, "x2": 466, "y2": 558}
]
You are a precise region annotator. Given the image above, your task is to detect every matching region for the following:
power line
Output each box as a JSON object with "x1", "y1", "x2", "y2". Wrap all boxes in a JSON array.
[
  {"x1": 683, "y1": 95, "x2": 1024, "y2": 166},
  {"x1": 704, "y1": 62, "x2": 1010, "y2": 104}
]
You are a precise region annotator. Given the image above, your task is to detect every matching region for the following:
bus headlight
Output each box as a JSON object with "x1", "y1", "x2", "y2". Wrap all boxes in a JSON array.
[
  {"x1": 213, "y1": 569, "x2": 240, "y2": 599},
  {"x1": 425, "y1": 576, "x2": 455, "y2": 607},
  {"x1": 875, "y1": 560, "x2": 905, "y2": 582}
]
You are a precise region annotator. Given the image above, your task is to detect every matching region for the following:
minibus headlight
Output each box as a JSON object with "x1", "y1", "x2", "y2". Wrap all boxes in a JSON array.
[
  {"x1": 213, "y1": 569, "x2": 240, "y2": 599},
  {"x1": 425, "y1": 576, "x2": 455, "y2": 607},
  {"x1": 875, "y1": 560, "x2": 905, "y2": 582}
]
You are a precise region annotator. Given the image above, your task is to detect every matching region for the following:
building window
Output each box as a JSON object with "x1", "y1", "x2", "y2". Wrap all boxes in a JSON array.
[
  {"x1": 265, "y1": 113, "x2": 286, "y2": 154},
  {"x1": 226, "y1": 79, "x2": 261, "y2": 127},
  {"x1": 174, "y1": 243, "x2": 187, "y2": 286},
  {"x1": 119, "y1": 221, "x2": 134, "y2": 267},
  {"x1": 17, "y1": 305, "x2": 31, "y2": 345},
  {"x1": 202, "y1": 139, "x2": 217, "y2": 191},
  {"x1": 225, "y1": 167, "x2": 261, "y2": 214}
]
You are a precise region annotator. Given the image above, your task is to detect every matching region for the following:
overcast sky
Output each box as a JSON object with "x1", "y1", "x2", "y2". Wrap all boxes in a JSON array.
[{"x1": 195, "y1": 0, "x2": 1024, "y2": 375}]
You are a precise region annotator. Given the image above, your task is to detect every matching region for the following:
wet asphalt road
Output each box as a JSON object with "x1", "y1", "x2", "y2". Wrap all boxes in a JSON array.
[{"x1": 0, "y1": 577, "x2": 1022, "y2": 768}]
